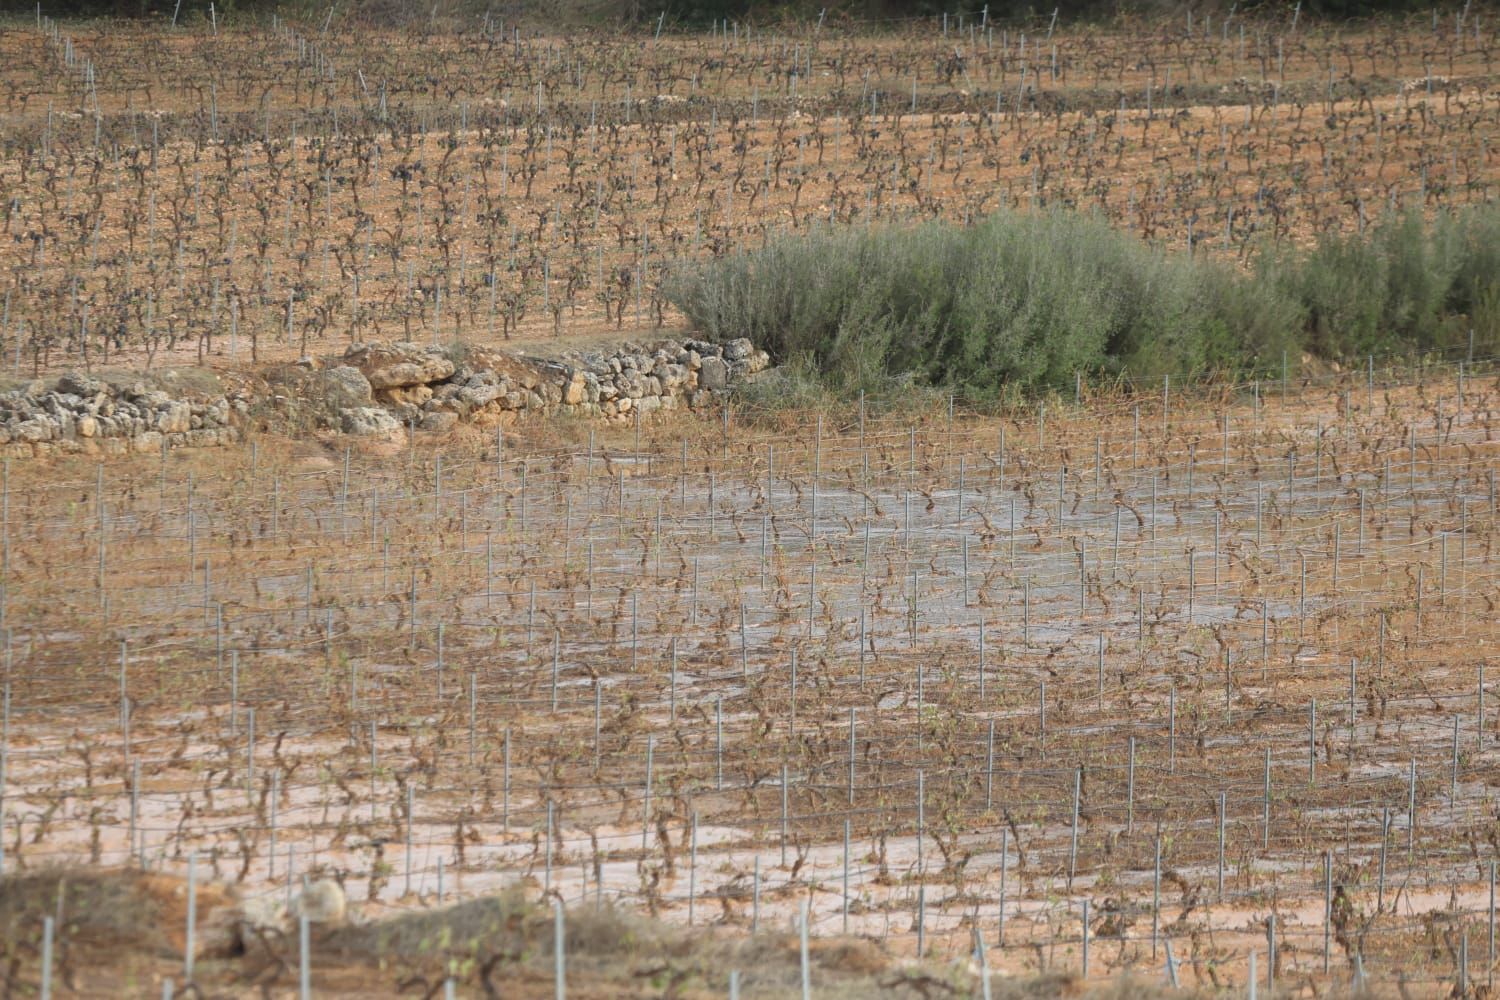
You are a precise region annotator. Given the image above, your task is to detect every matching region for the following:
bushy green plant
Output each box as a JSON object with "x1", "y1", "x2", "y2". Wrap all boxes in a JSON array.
[
  {"x1": 668, "y1": 204, "x2": 1500, "y2": 402},
  {"x1": 1443, "y1": 206, "x2": 1500, "y2": 356}
]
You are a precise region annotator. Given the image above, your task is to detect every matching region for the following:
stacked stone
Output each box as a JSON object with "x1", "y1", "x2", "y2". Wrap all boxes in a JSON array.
[
  {"x1": 554, "y1": 337, "x2": 769, "y2": 419},
  {"x1": 0, "y1": 372, "x2": 244, "y2": 458},
  {"x1": 0, "y1": 336, "x2": 776, "y2": 456},
  {"x1": 334, "y1": 337, "x2": 770, "y2": 435}
]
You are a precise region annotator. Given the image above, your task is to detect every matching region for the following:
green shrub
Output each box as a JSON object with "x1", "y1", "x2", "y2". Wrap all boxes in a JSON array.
[
  {"x1": 668, "y1": 204, "x2": 1500, "y2": 402},
  {"x1": 1268, "y1": 204, "x2": 1500, "y2": 361},
  {"x1": 1443, "y1": 206, "x2": 1500, "y2": 356}
]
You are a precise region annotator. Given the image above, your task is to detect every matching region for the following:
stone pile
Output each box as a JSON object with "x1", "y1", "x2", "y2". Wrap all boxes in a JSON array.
[
  {"x1": 332, "y1": 336, "x2": 771, "y2": 435},
  {"x1": 0, "y1": 336, "x2": 773, "y2": 456},
  {"x1": 553, "y1": 336, "x2": 771, "y2": 418},
  {"x1": 0, "y1": 371, "x2": 245, "y2": 458}
]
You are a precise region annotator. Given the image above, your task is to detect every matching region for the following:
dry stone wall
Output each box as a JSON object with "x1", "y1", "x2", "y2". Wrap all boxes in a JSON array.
[
  {"x1": 0, "y1": 372, "x2": 245, "y2": 459},
  {"x1": 334, "y1": 337, "x2": 771, "y2": 436},
  {"x1": 0, "y1": 337, "x2": 773, "y2": 457}
]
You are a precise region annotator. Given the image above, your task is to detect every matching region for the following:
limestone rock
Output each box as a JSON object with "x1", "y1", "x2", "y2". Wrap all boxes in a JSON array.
[
  {"x1": 698, "y1": 356, "x2": 728, "y2": 391},
  {"x1": 341, "y1": 407, "x2": 404, "y2": 438},
  {"x1": 378, "y1": 383, "x2": 434, "y2": 408},
  {"x1": 318, "y1": 365, "x2": 374, "y2": 408},
  {"x1": 419, "y1": 410, "x2": 459, "y2": 433},
  {"x1": 345, "y1": 342, "x2": 456, "y2": 389},
  {"x1": 237, "y1": 894, "x2": 288, "y2": 935},
  {"x1": 290, "y1": 879, "x2": 347, "y2": 927},
  {"x1": 723, "y1": 338, "x2": 753, "y2": 362},
  {"x1": 57, "y1": 371, "x2": 107, "y2": 398},
  {"x1": 458, "y1": 383, "x2": 503, "y2": 411},
  {"x1": 13, "y1": 418, "x2": 53, "y2": 443},
  {"x1": 156, "y1": 401, "x2": 193, "y2": 435}
]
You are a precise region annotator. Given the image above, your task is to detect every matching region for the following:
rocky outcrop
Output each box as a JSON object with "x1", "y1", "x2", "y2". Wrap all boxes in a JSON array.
[{"x1": 0, "y1": 371, "x2": 246, "y2": 458}]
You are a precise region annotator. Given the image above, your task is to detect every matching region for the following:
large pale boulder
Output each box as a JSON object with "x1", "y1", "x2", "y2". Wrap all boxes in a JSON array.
[
  {"x1": 240, "y1": 877, "x2": 347, "y2": 936},
  {"x1": 341, "y1": 407, "x2": 405, "y2": 438},
  {"x1": 156, "y1": 401, "x2": 193, "y2": 434},
  {"x1": 290, "y1": 879, "x2": 347, "y2": 926},
  {"x1": 317, "y1": 365, "x2": 374, "y2": 408},
  {"x1": 344, "y1": 342, "x2": 456, "y2": 389}
]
